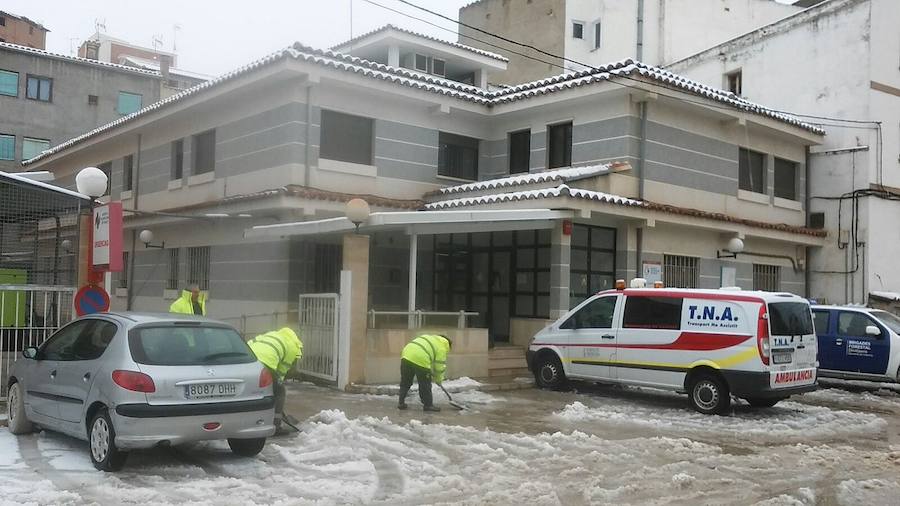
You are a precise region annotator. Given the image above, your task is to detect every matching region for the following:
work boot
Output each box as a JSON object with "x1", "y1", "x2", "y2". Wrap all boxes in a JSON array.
[
  {"x1": 398, "y1": 402, "x2": 408, "y2": 410},
  {"x1": 423, "y1": 405, "x2": 441, "y2": 412}
]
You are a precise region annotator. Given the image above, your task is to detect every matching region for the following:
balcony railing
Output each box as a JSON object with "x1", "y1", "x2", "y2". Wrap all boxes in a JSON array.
[{"x1": 368, "y1": 310, "x2": 479, "y2": 330}]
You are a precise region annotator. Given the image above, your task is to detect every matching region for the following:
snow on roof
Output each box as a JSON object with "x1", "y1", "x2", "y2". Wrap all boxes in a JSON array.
[
  {"x1": 332, "y1": 24, "x2": 509, "y2": 63},
  {"x1": 0, "y1": 171, "x2": 90, "y2": 201},
  {"x1": 120, "y1": 55, "x2": 214, "y2": 81},
  {"x1": 869, "y1": 291, "x2": 900, "y2": 302},
  {"x1": 435, "y1": 162, "x2": 627, "y2": 196},
  {"x1": 0, "y1": 41, "x2": 160, "y2": 77},
  {"x1": 426, "y1": 184, "x2": 643, "y2": 210}
]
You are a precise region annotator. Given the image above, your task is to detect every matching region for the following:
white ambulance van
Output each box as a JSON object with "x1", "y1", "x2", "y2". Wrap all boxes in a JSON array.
[{"x1": 527, "y1": 282, "x2": 818, "y2": 414}]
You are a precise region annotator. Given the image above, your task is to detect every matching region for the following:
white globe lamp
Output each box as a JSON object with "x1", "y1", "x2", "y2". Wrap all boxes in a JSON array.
[
  {"x1": 139, "y1": 229, "x2": 155, "y2": 245},
  {"x1": 727, "y1": 237, "x2": 745, "y2": 254},
  {"x1": 75, "y1": 167, "x2": 108, "y2": 198},
  {"x1": 346, "y1": 198, "x2": 371, "y2": 231}
]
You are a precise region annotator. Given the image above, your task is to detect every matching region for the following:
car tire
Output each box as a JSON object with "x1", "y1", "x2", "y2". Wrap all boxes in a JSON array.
[
  {"x1": 534, "y1": 353, "x2": 567, "y2": 390},
  {"x1": 89, "y1": 408, "x2": 128, "y2": 472},
  {"x1": 688, "y1": 373, "x2": 730, "y2": 415},
  {"x1": 745, "y1": 397, "x2": 782, "y2": 408},
  {"x1": 7, "y1": 382, "x2": 33, "y2": 435},
  {"x1": 228, "y1": 437, "x2": 266, "y2": 457}
]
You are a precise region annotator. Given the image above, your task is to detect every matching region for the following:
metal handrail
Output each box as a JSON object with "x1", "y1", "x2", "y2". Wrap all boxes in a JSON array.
[
  {"x1": 368, "y1": 309, "x2": 479, "y2": 329},
  {"x1": 0, "y1": 285, "x2": 77, "y2": 292}
]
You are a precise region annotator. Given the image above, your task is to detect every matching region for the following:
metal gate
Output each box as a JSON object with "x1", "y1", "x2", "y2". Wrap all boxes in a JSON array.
[
  {"x1": 296, "y1": 293, "x2": 340, "y2": 382},
  {"x1": 1, "y1": 285, "x2": 75, "y2": 398}
]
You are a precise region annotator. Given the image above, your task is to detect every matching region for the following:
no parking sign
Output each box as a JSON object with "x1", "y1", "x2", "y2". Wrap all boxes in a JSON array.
[{"x1": 74, "y1": 285, "x2": 110, "y2": 316}]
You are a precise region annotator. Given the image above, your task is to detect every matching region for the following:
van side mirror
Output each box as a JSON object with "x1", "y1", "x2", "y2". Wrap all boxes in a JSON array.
[
  {"x1": 865, "y1": 325, "x2": 881, "y2": 337},
  {"x1": 22, "y1": 347, "x2": 38, "y2": 360}
]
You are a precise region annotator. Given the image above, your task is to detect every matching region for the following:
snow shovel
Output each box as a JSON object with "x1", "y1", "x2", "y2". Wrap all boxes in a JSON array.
[
  {"x1": 438, "y1": 383, "x2": 468, "y2": 411},
  {"x1": 280, "y1": 413, "x2": 301, "y2": 433}
]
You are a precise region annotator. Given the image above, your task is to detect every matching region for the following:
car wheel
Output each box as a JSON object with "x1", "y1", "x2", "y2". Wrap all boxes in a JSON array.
[
  {"x1": 7, "y1": 383, "x2": 33, "y2": 435},
  {"x1": 89, "y1": 408, "x2": 128, "y2": 472},
  {"x1": 228, "y1": 437, "x2": 266, "y2": 457},
  {"x1": 689, "y1": 373, "x2": 730, "y2": 415},
  {"x1": 534, "y1": 353, "x2": 567, "y2": 390},
  {"x1": 745, "y1": 397, "x2": 782, "y2": 408}
]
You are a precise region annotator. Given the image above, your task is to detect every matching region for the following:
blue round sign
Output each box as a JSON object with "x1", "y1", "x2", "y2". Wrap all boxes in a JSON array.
[{"x1": 74, "y1": 285, "x2": 110, "y2": 316}]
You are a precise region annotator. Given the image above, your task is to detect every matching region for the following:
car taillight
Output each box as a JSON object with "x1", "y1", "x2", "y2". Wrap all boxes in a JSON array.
[
  {"x1": 757, "y1": 305, "x2": 770, "y2": 366},
  {"x1": 112, "y1": 370, "x2": 156, "y2": 393},
  {"x1": 259, "y1": 367, "x2": 273, "y2": 388}
]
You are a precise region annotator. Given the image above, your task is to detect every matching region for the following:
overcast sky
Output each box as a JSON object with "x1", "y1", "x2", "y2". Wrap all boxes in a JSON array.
[{"x1": 6, "y1": 0, "x2": 798, "y2": 77}]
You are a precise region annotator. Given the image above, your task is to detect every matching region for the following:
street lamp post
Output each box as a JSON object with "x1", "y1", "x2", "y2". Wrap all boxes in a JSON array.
[{"x1": 75, "y1": 167, "x2": 108, "y2": 286}]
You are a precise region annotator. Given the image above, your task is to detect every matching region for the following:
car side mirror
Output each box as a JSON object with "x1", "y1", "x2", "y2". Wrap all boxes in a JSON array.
[
  {"x1": 865, "y1": 325, "x2": 881, "y2": 337},
  {"x1": 22, "y1": 347, "x2": 38, "y2": 360}
]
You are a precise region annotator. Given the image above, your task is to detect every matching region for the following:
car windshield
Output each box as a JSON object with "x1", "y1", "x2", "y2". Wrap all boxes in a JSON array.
[
  {"x1": 768, "y1": 302, "x2": 814, "y2": 336},
  {"x1": 871, "y1": 310, "x2": 900, "y2": 335},
  {"x1": 129, "y1": 325, "x2": 256, "y2": 366}
]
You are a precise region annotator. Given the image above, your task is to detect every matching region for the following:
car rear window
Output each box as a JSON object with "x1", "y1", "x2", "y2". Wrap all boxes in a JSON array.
[
  {"x1": 129, "y1": 325, "x2": 256, "y2": 366},
  {"x1": 768, "y1": 302, "x2": 813, "y2": 336}
]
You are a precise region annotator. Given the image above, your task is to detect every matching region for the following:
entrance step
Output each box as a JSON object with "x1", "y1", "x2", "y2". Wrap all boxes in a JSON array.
[{"x1": 488, "y1": 345, "x2": 529, "y2": 378}]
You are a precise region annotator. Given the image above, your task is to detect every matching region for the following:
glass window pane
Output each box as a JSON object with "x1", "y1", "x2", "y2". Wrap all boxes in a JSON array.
[
  {"x1": 472, "y1": 253, "x2": 489, "y2": 292},
  {"x1": 22, "y1": 138, "x2": 50, "y2": 160},
  {"x1": 509, "y1": 130, "x2": 531, "y2": 174},
  {"x1": 591, "y1": 228, "x2": 616, "y2": 248},
  {"x1": 0, "y1": 135, "x2": 14, "y2": 160},
  {"x1": 536, "y1": 296, "x2": 549, "y2": 317},
  {"x1": 812, "y1": 311, "x2": 829, "y2": 337},
  {"x1": 623, "y1": 296, "x2": 683, "y2": 329},
  {"x1": 38, "y1": 79, "x2": 50, "y2": 101},
  {"x1": 774, "y1": 158, "x2": 797, "y2": 200},
  {"x1": 591, "y1": 251, "x2": 615, "y2": 273},
  {"x1": 0, "y1": 70, "x2": 18, "y2": 96},
  {"x1": 320, "y1": 109, "x2": 373, "y2": 165},
  {"x1": 493, "y1": 232, "x2": 512, "y2": 247},
  {"x1": 570, "y1": 272, "x2": 588, "y2": 296},
  {"x1": 571, "y1": 249, "x2": 588, "y2": 270},
  {"x1": 472, "y1": 232, "x2": 490, "y2": 247},
  {"x1": 439, "y1": 131, "x2": 479, "y2": 180},
  {"x1": 516, "y1": 248, "x2": 534, "y2": 269},
  {"x1": 572, "y1": 225, "x2": 588, "y2": 247},
  {"x1": 739, "y1": 148, "x2": 766, "y2": 194},
  {"x1": 591, "y1": 274, "x2": 614, "y2": 292},
  {"x1": 515, "y1": 295, "x2": 534, "y2": 316},
  {"x1": 516, "y1": 271, "x2": 535, "y2": 291},
  {"x1": 537, "y1": 271, "x2": 550, "y2": 289},
  {"x1": 117, "y1": 91, "x2": 143, "y2": 115},
  {"x1": 537, "y1": 247, "x2": 549, "y2": 268},
  {"x1": 516, "y1": 230, "x2": 535, "y2": 246},
  {"x1": 26, "y1": 76, "x2": 38, "y2": 99}
]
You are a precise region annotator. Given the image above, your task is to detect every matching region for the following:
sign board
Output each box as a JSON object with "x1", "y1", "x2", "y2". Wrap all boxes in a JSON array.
[
  {"x1": 93, "y1": 202, "x2": 123, "y2": 271},
  {"x1": 74, "y1": 285, "x2": 110, "y2": 316},
  {"x1": 642, "y1": 261, "x2": 662, "y2": 284},
  {"x1": 720, "y1": 266, "x2": 737, "y2": 288}
]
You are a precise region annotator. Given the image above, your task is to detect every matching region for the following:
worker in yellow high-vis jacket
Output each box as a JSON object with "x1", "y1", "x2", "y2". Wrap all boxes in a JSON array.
[
  {"x1": 247, "y1": 328, "x2": 303, "y2": 427},
  {"x1": 398, "y1": 334, "x2": 452, "y2": 412},
  {"x1": 169, "y1": 284, "x2": 207, "y2": 316}
]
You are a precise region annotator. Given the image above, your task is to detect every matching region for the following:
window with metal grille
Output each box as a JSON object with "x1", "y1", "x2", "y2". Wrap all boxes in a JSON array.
[
  {"x1": 663, "y1": 255, "x2": 698, "y2": 288},
  {"x1": 508, "y1": 130, "x2": 530, "y2": 174},
  {"x1": 547, "y1": 122, "x2": 572, "y2": 169},
  {"x1": 123, "y1": 154, "x2": 133, "y2": 191},
  {"x1": 187, "y1": 246, "x2": 210, "y2": 290},
  {"x1": 119, "y1": 252, "x2": 129, "y2": 289},
  {"x1": 0, "y1": 69, "x2": 18, "y2": 97},
  {"x1": 87, "y1": 94, "x2": 98, "y2": 105},
  {"x1": 753, "y1": 264, "x2": 780, "y2": 291},
  {"x1": 438, "y1": 132, "x2": 479, "y2": 180},
  {"x1": 192, "y1": 130, "x2": 216, "y2": 175},
  {"x1": 166, "y1": 248, "x2": 180, "y2": 290}
]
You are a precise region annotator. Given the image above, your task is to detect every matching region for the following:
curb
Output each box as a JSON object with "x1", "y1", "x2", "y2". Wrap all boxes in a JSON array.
[{"x1": 345, "y1": 379, "x2": 534, "y2": 395}]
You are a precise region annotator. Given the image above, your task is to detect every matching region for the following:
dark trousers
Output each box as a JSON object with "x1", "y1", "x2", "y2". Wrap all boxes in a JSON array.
[{"x1": 399, "y1": 358, "x2": 433, "y2": 407}]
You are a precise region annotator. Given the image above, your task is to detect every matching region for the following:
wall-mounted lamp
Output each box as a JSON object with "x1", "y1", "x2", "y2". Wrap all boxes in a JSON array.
[
  {"x1": 75, "y1": 167, "x2": 108, "y2": 198},
  {"x1": 139, "y1": 229, "x2": 165, "y2": 249},
  {"x1": 717, "y1": 236, "x2": 744, "y2": 259},
  {"x1": 345, "y1": 198, "x2": 371, "y2": 232}
]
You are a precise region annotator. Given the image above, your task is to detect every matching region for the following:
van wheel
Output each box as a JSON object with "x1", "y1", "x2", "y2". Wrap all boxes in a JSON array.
[
  {"x1": 746, "y1": 397, "x2": 782, "y2": 408},
  {"x1": 534, "y1": 353, "x2": 567, "y2": 390},
  {"x1": 7, "y1": 382, "x2": 33, "y2": 435},
  {"x1": 89, "y1": 408, "x2": 128, "y2": 472},
  {"x1": 688, "y1": 373, "x2": 730, "y2": 415},
  {"x1": 228, "y1": 438, "x2": 266, "y2": 457}
]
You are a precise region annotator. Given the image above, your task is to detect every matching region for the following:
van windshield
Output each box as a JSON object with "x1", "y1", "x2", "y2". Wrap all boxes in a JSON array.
[
  {"x1": 871, "y1": 310, "x2": 900, "y2": 335},
  {"x1": 768, "y1": 302, "x2": 814, "y2": 336}
]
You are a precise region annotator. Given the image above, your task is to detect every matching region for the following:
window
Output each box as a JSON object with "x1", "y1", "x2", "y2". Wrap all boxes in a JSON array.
[
  {"x1": 753, "y1": 264, "x2": 780, "y2": 291},
  {"x1": 187, "y1": 246, "x2": 210, "y2": 291},
  {"x1": 171, "y1": 139, "x2": 184, "y2": 180},
  {"x1": 810, "y1": 212, "x2": 825, "y2": 229},
  {"x1": 117, "y1": 91, "x2": 142, "y2": 115},
  {"x1": 837, "y1": 312, "x2": 880, "y2": 338},
  {"x1": 594, "y1": 22, "x2": 602, "y2": 49},
  {"x1": 513, "y1": 229, "x2": 551, "y2": 318},
  {"x1": 0, "y1": 70, "x2": 18, "y2": 97},
  {"x1": 432, "y1": 58, "x2": 446, "y2": 77},
  {"x1": 547, "y1": 122, "x2": 572, "y2": 169},
  {"x1": 439, "y1": 132, "x2": 479, "y2": 180},
  {"x1": 119, "y1": 252, "x2": 130, "y2": 289},
  {"x1": 192, "y1": 129, "x2": 216, "y2": 175},
  {"x1": 508, "y1": 130, "x2": 531, "y2": 174},
  {"x1": 726, "y1": 70, "x2": 742, "y2": 95},
  {"x1": 570, "y1": 224, "x2": 616, "y2": 307},
  {"x1": 0, "y1": 17, "x2": 5, "y2": 26},
  {"x1": 320, "y1": 110, "x2": 373, "y2": 165},
  {"x1": 87, "y1": 94, "x2": 98, "y2": 105},
  {"x1": 129, "y1": 325, "x2": 256, "y2": 366},
  {"x1": 871, "y1": 310, "x2": 900, "y2": 335},
  {"x1": 572, "y1": 22, "x2": 584, "y2": 39},
  {"x1": 26, "y1": 75, "x2": 52, "y2": 102},
  {"x1": 563, "y1": 296, "x2": 617, "y2": 329},
  {"x1": 166, "y1": 249, "x2": 180, "y2": 290},
  {"x1": 97, "y1": 161, "x2": 112, "y2": 196},
  {"x1": 0, "y1": 134, "x2": 14, "y2": 160},
  {"x1": 415, "y1": 54, "x2": 428, "y2": 72},
  {"x1": 22, "y1": 137, "x2": 49, "y2": 161},
  {"x1": 41, "y1": 319, "x2": 116, "y2": 361},
  {"x1": 739, "y1": 148, "x2": 765, "y2": 194},
  {"x1": 769, "y1": 303, "x2": 814, "y2": 336},
  {"x1": 624, "y1": 296, "x2": 683, "y2": 329},
  {"x1": 123, "y1": 154, "x2": 134, "y2": 191},
  {"x1": 774, "y1": 158, "x2": 797, "y2": 200},
  {"x1": 812, "y1": 310, "x2": 830, "y2": 337},
  {"x1": 663, "y1": 254, "x2": 698, "y2": 288}
]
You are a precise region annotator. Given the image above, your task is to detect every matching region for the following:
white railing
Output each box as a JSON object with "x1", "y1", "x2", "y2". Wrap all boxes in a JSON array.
[
  {"x1": 217, "y1": 310, "x2": 298, "y2": 340},
  {"x1": 1, "y1": 285, "x2": 76, "y2": 398},
  {"x1": 368, "y1": 310, "x2": 479, "y2": 330},
  {"x1": 297, "y1": 293, "x2": 340, "y2": 382}
]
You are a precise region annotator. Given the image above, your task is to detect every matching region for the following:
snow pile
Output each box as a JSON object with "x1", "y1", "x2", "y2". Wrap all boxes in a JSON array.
[
  {"x1": 799, "y1": 388, "x2": 900, "y2": 413},
  {"x1": 753, "y1": 488, "x2": 815, "y2": 506},
  {"x1": 837, "y1": 479, "x2": 900, "y2": 505},
  {"x1": 554, "y1": 399, "x2": 887, "y2": 443}
]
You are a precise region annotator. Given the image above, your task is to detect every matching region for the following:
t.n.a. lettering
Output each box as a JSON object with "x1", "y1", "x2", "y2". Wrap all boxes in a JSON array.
[{"x1": 688, "y1": 305, "x2": 738, "y2": 322}]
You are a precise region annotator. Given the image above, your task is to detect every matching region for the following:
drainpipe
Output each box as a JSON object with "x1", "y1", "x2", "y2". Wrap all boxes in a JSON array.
[
  {"x1": 304, "y1": 86, "x2": 313, "y2": 187},
  {"x1": 804, "y1": 146, "x2": 811, "y2": 299},
  {"x1": 126, "y1": 134, "x2": 141, "y2": 311},
  {"x1": 636, "y1": 0, "x2": 645, "y2": 61},
  {"x1": 635, "y1": 101, "x2": 648, "y2": 277}
]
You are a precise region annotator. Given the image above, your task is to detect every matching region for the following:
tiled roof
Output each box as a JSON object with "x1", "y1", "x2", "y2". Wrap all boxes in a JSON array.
[
  {"x1": 0, "y1": 41, "x2": 160, "y2": 77},
  {"x1": 23, "y1": 44, "x2": 823, "y2": 166},
  {"x1": 426, "y1": 183, "x2": 826, "y2": 237},
  {"x1": 432, "y1": 162, "x2": 628, "y2": 196},
  {"x1": 332, "y1": 24, "x2": 508, "y2": 62}
]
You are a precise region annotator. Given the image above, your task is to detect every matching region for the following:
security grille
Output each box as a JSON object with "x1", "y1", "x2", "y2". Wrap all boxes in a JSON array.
[
  {"x1": 187, "y1": 246, "x2": 210, "y2": 290},
  {"x1": 166, "y1": 248, "x2": 179, "y2": 290},
  {"x1": 753, "y1": 264, "x2": 781, "y2": 291},
  {"x1": 663, "y1": 255, "x2": 698, "y2": 288}
]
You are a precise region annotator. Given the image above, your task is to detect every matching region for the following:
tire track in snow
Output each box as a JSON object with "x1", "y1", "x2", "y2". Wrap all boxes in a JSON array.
[{"x1": 17, "y1": 433, "x2": 112, "y2": 505}]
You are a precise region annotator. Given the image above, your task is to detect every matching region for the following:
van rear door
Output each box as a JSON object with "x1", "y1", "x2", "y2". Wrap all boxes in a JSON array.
[{"x1": 767, "y1": 301, "x2": 817, "y2": 388}]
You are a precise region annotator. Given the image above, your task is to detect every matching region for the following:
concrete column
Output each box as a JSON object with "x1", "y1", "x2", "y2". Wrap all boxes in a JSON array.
[
  {"x1": 388, "y1": 45, "x2": 400, "y2": 68},
  {"x1": 475, "y1": 69, "x2": 488, "y2": 89},
  {"x1": 549, "y1": 220, "x2": 572, "y2": 319},
  {"x1": 342, "y1": 233, "x2": 370, "y2": 385}
]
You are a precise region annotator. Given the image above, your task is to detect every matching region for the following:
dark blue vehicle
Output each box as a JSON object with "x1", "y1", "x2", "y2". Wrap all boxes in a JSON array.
[{"x1": 811, "y1": 305, "x2": 900, "y2": 382}]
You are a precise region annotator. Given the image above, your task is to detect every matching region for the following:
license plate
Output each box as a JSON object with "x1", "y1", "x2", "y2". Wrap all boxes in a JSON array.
[
  {"x1": 185, "y1": 383, "x2": 237, "y2": 399},
  {"x1": 772, "y1": 351, "x2": 793, "y2": 364},
  {"x1": 770, "y1": 368, "x2": 816, "y2": 388}
]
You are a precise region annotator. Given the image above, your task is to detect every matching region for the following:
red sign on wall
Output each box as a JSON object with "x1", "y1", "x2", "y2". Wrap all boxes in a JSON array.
[{"x1": 92, "y1": 202, "x2": 123, "y2": 272}]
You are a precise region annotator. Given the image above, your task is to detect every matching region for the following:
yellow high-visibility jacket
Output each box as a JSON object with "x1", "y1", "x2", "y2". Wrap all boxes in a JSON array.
[
  {"x1": 169, "y1": 290, "x2": 207, "y2": 316},
  {"x1": 401, "y1": 334, "x2": 450, "y2": 384},
  {"x1": 248, "y1": 328, "x2": 303, "y2": 380}
]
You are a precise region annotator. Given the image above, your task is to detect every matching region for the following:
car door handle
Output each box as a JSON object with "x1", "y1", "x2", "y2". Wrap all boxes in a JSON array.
[
  {"x1": 50, "y1": 370, "x2": 56, "y2": 379},
  {"x1": 835, "y1": 339, "x2": 843, "y2": 345},
  {"x1": 83, "y1": 373, "x2": 91, "y2": 382},
  {"x1": 601, "y1": 334, "x2": 615, "y2": 339}
]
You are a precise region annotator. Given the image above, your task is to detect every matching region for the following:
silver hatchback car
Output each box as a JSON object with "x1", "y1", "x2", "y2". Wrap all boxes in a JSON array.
[{"x1": 5, "y1": 312, "x2": 276, "y2": 471}]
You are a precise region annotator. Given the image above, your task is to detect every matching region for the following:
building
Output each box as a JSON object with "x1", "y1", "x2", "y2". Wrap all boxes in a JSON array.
[
  {"x1": 667, "y1": 0, "x2": 900, "y2": 305},
  {"x1": 0, "y1": 10, "x2": 48, "y2": 49},
  {"x1": 0, "y1": 41, "x2": 164, "y2": 172},
  {"x1": 458, "y1": 0, "x2": 803, "y2": 85},
  {"x1": 21, "y1": 27, "x2": 825, "y2": 384}
]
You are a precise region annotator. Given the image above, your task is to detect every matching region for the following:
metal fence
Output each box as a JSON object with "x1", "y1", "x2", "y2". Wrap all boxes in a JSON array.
[
  {"x1": 368, "y1": 310, "x2": 479, "y2": 329},
  {"x1": 663, "y1": 254, "x2": 699, "y2": 288},
  {"x1": 1, "y1": 285, "x2": 75, "y2": 397},
  {"x1": 217, "y1": 310, "x2": 298, "y2": 340},
  {"x1": 297, "y1": 293, "x2": 340, "y2": 382}
]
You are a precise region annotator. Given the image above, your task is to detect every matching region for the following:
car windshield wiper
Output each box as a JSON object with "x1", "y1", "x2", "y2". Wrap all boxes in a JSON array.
[{"x1": 201, "y1": 352, "x2": 249, "y2": 362}]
